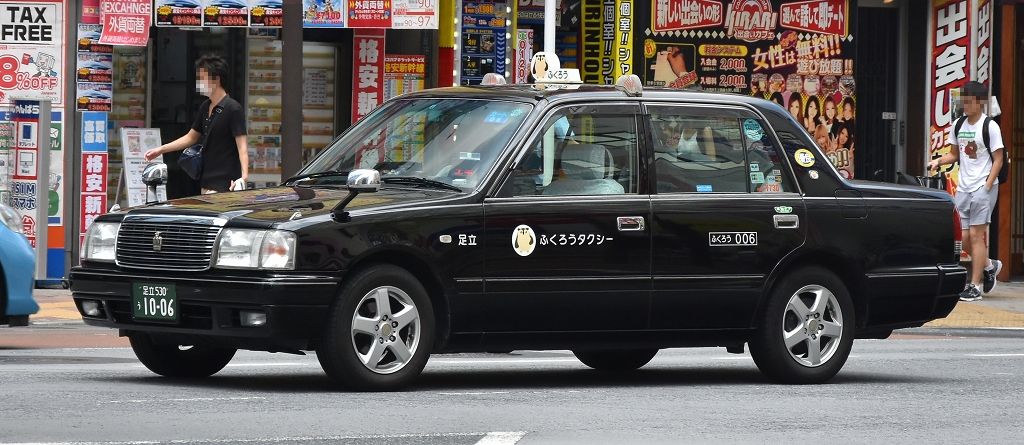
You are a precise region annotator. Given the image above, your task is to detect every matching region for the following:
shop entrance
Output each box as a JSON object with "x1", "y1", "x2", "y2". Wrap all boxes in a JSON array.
[{"x1": 854, "y1": 6, "x2": 901, "y2": 182}]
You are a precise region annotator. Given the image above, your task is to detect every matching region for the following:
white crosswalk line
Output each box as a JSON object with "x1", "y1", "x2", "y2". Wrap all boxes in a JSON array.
[{"x1": 474, "y1": 432, "x2": 528, "y2": 445}]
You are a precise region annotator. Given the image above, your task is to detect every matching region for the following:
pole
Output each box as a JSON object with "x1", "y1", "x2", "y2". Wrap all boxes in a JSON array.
[
  {"x1": 544, "y1": 0, "x2": 555, "y2": 54},
  {"x1": 65, "y1": 0, "x2": 80, "y2": 272},
  {"x1": 281, "y1": 0, "x2": 303, "y2": 179},
  {"x1": 35, "y1": 101, "x2": 51, "y2": 282}
]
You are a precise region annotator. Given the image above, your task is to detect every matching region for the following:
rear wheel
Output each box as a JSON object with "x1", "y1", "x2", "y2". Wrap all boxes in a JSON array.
[
  {"x1": 129, "y1": 333, "x2": 236, "y2": 378},
  {"x1": 749, "y1": 267, "x2": 854, "y2": 384},
  {"x1": 317, "y1": 265, "x2": 435, "y2": 391},
  {"x1": 573, "y1": 349, "x2": 658, "y2": 372}
]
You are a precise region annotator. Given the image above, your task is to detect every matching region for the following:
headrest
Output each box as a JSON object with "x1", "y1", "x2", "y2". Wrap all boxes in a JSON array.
[{"x1": 561, "y1": 144, "x2": 606, "y2": 180}]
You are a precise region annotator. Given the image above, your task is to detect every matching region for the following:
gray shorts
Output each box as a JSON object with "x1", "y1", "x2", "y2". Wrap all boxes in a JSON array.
[{"x1": 954, "y1": 186, "x2": 999, "y2": 227}]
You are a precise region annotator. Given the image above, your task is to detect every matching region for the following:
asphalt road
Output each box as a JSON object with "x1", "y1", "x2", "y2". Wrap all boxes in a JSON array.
[{"x1": 1, "y1": 326, "x2": 1023, "y2": 444}]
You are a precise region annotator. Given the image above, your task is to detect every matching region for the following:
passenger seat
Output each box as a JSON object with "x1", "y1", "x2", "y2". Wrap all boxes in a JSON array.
[{"x1": 543, "y1": 144, "x2": 625, "y2": 195}]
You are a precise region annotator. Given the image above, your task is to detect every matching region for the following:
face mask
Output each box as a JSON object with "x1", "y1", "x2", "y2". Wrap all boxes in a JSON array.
[{"x1": 196, "y1": 81, "x2": 212, "y2": 96}]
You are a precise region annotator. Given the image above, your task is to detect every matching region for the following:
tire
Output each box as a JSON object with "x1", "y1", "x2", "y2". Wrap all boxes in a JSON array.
[
  {"x1": 749, "y1": 266, "x2": 855, "y2": 384},
  {"x1": 573, "y1": 349, "x2": 659, "y2": 372},
  {"x1": 128, "y1": 333, "x2": 236, "y2": 378},
  {"x1": 317, "y1": 264, "x2": 435, "y2": 391}
]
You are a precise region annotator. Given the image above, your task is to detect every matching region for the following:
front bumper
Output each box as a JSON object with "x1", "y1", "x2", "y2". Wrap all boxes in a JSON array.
[{"x1": 69, "y1": 267, "x2": 341, "y2": 351}]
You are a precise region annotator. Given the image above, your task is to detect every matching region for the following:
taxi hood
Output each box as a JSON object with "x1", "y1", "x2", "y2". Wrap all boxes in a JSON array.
[{"x1": 123, "y1": 186, "x2": 458, "y2": 225}]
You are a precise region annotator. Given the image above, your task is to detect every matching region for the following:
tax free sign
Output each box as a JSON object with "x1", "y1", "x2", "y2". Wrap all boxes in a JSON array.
[{"x1": 0, "y1": 1, "x2": 59, "y2": 45}]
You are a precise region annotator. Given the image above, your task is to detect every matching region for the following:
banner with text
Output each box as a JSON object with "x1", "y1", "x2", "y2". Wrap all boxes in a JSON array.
[
  {"x1": 100, "y1": 0, "x2": 152, "y2": 45},
  {"x1": 352, "y1": 29, "x2": 386, "y2": 122},
  {"x1": 641, "y1": 0, "x2": 856, "y2": 177},
  {"x1": 0, "y1": 0, "x2": 65, "y2": 106},
  {"x1": 928, "y1": 0, "x2": 971, "y2": 188}
]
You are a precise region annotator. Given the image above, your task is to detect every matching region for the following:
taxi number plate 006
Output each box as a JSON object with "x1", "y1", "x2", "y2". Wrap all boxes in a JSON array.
[
  {"x1": 709, "y1": 232, "x2": 758, "y2": 247},
  {"x1": 132, "y1": 283, "x2": 178, "y2": 322}
]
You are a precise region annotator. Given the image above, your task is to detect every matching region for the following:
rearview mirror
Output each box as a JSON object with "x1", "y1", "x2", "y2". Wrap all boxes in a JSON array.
[{"x1": 141, "y1": 162, "x2": 167, "y2": 187}]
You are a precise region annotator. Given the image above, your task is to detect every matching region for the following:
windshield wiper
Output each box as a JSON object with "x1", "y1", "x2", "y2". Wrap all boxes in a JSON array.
[
  {"x1": 381, "y1": 176, "x2": 464, "y2": 192},
  {"x1": 283, "y1": 170, "x2": 348, "y2": 185}
]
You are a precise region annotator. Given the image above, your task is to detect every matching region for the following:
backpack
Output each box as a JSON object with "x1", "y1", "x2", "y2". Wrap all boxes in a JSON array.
[{"x1": 954, "y1": 115, "x2": 1009, "y2": 184}]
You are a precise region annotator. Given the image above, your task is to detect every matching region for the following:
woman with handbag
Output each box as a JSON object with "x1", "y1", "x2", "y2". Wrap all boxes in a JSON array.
[{"x1": 144, "y1": 55, "x2": 248, "y2": 194}]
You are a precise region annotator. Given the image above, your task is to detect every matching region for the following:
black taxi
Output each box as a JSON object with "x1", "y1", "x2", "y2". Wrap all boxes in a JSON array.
[{"x1": 72, "y1": 74, "x2": 966, "y2": 390}]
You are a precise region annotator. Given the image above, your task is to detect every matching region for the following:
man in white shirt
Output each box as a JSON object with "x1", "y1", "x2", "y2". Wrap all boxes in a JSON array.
[{"x1": 928, "y1": 81, "x2": 1005, "y2": 301}]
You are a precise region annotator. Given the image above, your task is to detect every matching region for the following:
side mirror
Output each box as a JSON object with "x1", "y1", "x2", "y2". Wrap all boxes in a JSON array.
[
  {"x1": 332, "y1": 169, "x2": 381, "y2": 222},
  {"x1": 346, "y1": 168, "x2": 381, "y2": 192},
  {"x1": 141, "y1": 162, "x2": 168, "y2": 187}
]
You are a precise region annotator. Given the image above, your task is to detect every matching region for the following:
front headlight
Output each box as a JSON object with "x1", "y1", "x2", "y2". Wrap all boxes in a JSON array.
[
  {"x1": 215, "y1": 229, "x2": 296, "y2": 270},
  {"x1": 82, "y1": 222, "x2": 120, "y2": 262}
]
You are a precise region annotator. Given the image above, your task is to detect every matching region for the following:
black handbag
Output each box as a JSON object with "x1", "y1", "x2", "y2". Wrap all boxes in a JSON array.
[{"x1": 178, "y1": 105, "x2": 223, "y2": 180}]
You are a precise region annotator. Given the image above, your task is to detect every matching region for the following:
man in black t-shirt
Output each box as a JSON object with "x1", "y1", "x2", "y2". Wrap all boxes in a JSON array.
[{"x1": 145, "y1": 55, "x2": 248, "y2": 193}]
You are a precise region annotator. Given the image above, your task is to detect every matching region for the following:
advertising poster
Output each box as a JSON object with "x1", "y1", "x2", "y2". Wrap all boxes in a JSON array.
[
  {"x1": 11, "y1": 100, "x2": 40, "y2": 244},
  {"x1": 77, "y1": 53, "x2": 113, "y2": 83},
  {"x1": 250, "y1": 0, "x2": 284, "y2": 27},
  {"x1": 80, "y1": 112, "x2": 108, "y2": 243},
  {"x1": 119, "y1": 128, "x2": 164, "y2": 207},
  {"x1": 304, "y1": 0, "x2": 346, "y2": 27},
  {"x1": 615, "y1": 0, "x2": 634, "y2": 79},
  {"x1": 77, "y1": 24, "x2": 113, "y2": 54},
  {"x1": 99, "y1": 0, "x2": 152, "y2": 45},
  {"x1": 641, "y1": 0, "x2": 857, "y2": 178},
  {"x1": 348, "y1": 0, "x2": 392, "y2": 28},
  {"x1": 383, "y1": 55, "x2": 426, "y2": 100},
  {"x1": 514, "y1": 28, "x2": 534, "y2": 83},
  {"x1": 154, "y1": 0, "x2": 202, "y2": 27},
  {"x1": 77, "y1": 81, "x2": 113, "y2": 111},
  {"x1": 352, "y1": 29, "x2": 385, "y2": 122},
  {"x1": 82, "y1": 0, "x2": 101, "y2": 25},
  {"x1": 928, "y1": 0, "x2": 970, "y2": 189},
  {"x1": 0, "y1": 0, "x2": 65, "y2": 106},
  {"x1": 460, "y1": 1, "x2": 508, "y2": 85},
  {"x1": 392, "y1": 0, "x2": 439, "y2": 28},
  {"x1": 203, "y1": 0, "x2": 250, "y2": 27}
]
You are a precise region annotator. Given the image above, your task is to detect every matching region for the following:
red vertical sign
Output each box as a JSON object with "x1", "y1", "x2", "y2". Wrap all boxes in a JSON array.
[
  {"x1": 82, "y1": 0, "x2": 101, "y2": 24},
  {"x1": 975, "y1": 0, "x2": 992, "y2": 86},
  {"x1": 352, "y1": 29, "x2": 387, "y2": 122},
  {"x1": 929, "y1": 0, "x2": 971, "y2": 185}
]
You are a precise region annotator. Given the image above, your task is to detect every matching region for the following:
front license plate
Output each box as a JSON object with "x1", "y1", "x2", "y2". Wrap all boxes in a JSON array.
[{"x1": 132, "y1": 283, "x2": 178, "y2": 322}]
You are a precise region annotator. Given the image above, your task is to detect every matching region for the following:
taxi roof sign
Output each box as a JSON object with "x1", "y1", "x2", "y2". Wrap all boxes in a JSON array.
[{"x1": 615, "y1": 74, "x2": 643, "y2": 96}]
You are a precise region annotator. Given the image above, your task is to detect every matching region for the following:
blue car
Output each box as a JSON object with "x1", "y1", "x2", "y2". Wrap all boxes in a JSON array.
[{"x1": 0, "y1": 203, "x2": 36, "y2": 326}]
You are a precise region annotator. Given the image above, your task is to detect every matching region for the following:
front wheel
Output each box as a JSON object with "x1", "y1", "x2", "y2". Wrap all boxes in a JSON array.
[
  {"x1": 573, "y1": 349, "x2": 659, "y2": 372},
  {"x1": 749, "y1": 267, "x2": 855, "y2": 384},
  {"x1": 317, "y1": 265, "x2": 435, "y2": 391},
  {"x1": 129, "y1": 333, "x2": 236, "y2": 378}
]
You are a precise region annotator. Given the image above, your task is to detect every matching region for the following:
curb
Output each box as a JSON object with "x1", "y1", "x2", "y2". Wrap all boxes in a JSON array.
[{"x1": 898, "y1": 327, "x2": 1024, "y2": 338}]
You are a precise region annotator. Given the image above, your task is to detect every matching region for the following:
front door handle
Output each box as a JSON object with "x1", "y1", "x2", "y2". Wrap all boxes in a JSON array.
[
  {"x1": 773, "y1": 214, "x2": 799, "y2": 229},
  {"x1": 617, "y1": 216, "x2": 645, "y2": 231}
]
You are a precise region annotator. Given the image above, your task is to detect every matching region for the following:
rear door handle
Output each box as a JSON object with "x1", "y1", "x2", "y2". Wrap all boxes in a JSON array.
[
  {"x1": 773, "y1": 214, "x2": 799, "y2": 229},
  {"x1": 617, "y1": 216, "x2": 645, "y2": 231}
]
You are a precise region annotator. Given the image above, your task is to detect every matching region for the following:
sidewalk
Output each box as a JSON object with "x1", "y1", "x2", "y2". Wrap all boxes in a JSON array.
[{"x1": 23, "y1": 282, "x2": 1024, "y2": 329}]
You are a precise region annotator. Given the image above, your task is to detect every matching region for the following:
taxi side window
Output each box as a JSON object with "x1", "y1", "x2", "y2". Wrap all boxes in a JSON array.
[
  {"x1": 743, "y1": 118, "x2": 794, "y2": 193},
  {"x1": 649, "y1": 107, "x2": 793, "y2": 194},
  {"x1": 499, "y1": 105, "x2": 640, "y2": 197},
  {"x1": 649, "y1": 108, "x2": 747, "y2": 193}
]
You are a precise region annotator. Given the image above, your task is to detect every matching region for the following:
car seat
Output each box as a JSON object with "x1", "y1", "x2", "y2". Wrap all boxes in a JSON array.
[{"x1": 543, "y1": 144, "x2": 625, "y2": 195}]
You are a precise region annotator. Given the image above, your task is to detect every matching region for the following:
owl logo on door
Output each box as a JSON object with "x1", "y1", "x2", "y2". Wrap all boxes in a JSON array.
[{"x1": 512, "y1": 224, "x2": 536, "y2": 257}]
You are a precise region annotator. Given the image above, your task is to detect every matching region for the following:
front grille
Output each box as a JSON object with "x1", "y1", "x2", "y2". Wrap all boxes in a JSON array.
[{"x1": 116, "y1": 220, "x2": 221, "y2": 271}]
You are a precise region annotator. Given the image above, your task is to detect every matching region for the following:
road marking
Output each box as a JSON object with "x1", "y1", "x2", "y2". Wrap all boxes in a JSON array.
[
  {"x1": 439, "y1": 391, "x2": 512, "y2": 395},
  {"x1": 224, "y1": 363, "x2": 311, "y2": 368},
  {"x1": 430, "y1": 358, "x2": 580, "y2": 365},
  {"x1": 474, "y1": 432, "x2": 528, "y2": 445},
  {"x1": 2, "y1": 431, "x2": 527, "y2": 445},
  {"x1": 100, "y1": 397, "x2": 265, "y2": 404},
  {"x1": 968, "y1": 353, "x2": 1024, "y2": 357}
]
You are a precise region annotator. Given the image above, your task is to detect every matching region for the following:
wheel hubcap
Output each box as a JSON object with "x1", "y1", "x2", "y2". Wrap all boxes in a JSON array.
[
  {"x1": 782, "y1": 285, "x2": 844, "y2": 368},
  {"x1": 350, "y1": 286, "x2": 421, "y2": 375}
]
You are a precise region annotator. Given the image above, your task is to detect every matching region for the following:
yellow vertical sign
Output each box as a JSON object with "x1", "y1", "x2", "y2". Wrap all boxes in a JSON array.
[
  {"x1": 580, "y1": 0, "x2": 603, "y2": 84},
  {"x1": 614, "y1": 0, "x2": 633, "y2": 78}
]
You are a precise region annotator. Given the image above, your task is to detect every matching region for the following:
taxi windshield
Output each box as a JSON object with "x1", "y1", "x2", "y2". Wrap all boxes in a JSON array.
[{"x1": 295, "y1": 98, "x2": 533, "y2": 190}]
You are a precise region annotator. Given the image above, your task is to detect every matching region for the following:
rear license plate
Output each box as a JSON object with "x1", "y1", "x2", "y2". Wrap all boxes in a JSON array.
[{"x1": 132, "y1": 283, "x2": 178, "y2": 322}]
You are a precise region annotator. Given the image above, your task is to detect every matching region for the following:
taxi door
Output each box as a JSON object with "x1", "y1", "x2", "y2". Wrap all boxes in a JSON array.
[
  {"x1": 481, "y1": 103, "x2": 652, "y2": 333},
  {"x1": 645, "y1": 104, "x2": 807, "y2": 329}
]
